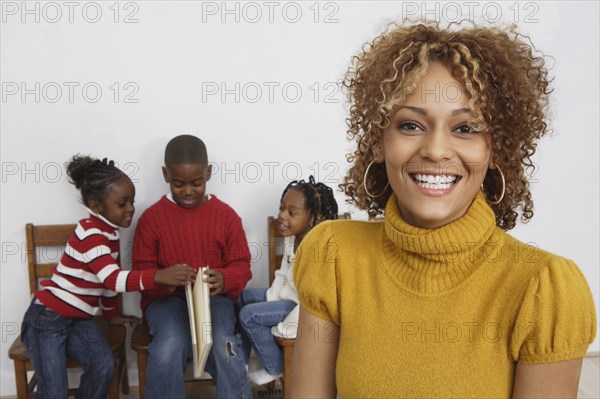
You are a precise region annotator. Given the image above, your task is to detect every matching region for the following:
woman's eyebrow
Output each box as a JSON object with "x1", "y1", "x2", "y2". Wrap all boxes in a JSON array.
[
  {"x1": 399, "y1": 106, "x2": 471, "y2": 117},
  {"x1": 401, "y1": 106, "x2": 427, "y2": 115},
  {"x1": 451, "y1": 108, "x2": 471, "y2": 116}
]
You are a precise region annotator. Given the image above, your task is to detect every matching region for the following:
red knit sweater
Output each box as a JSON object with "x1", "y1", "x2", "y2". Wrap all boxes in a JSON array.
[
  {"x1": 35, "y1": 213, "x2": 157, "y2": 320},
  {"x1": 132, "y1": 195, "x2": 252, "y2": 311}
]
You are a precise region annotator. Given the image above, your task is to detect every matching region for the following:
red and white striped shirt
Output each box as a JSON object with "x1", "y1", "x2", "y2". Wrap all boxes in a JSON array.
[{"x1": 35, "y1": 211, "x2": 156, "y2": 320}]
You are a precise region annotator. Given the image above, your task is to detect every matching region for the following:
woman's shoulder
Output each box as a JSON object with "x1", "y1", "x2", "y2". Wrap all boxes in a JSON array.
[
  {"x1": 501, "y1": 232, "x2": 597, "y2": 364},
  {"x1": 494, "y1": 230, "x2": 593, "y2": 307},
  {"x1": 307, "y1": 218, "x2": 383, "y2": 243},
  {"x1": 498, "y1": 229, "x2": 581, "y2": 273}
]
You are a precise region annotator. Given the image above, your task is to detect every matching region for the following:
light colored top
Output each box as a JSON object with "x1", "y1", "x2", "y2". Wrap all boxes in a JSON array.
[
  {"x1": 295, "y1": 191, "x2": 597, "y2": 398},
  {"x1": 267, "y1": 236, "x2": 300, "y2": 338}
]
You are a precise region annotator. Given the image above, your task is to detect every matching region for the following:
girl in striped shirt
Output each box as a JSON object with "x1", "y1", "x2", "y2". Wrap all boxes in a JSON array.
[{"x1": 21, "y1": 155, "x2": 196, "y2": 399}]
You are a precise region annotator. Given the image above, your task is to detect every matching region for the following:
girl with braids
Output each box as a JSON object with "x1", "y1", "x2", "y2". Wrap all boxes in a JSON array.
[
  {"x1": 291, "y1": 21, "x2": 596, "y2": 398},
  {"x1": 239, "y1": 176, "x2": 338, "y2": 385},
  {"x1": 20, "y1": 155, "x2": 195, "y2": 399}
]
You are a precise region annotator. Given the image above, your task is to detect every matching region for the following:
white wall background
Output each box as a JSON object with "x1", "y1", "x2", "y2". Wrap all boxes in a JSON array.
[{"x1": 1, "y1": 1, "x2": 598, "y2": 395}]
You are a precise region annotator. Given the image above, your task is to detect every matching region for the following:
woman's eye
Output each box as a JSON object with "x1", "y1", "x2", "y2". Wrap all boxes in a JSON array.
[
  {"x1": 454, "y1": 124, "x2": 477, "y2": 134},
  {"x1": 398, "y1": 121, "x2": 423, "y2": 132}
]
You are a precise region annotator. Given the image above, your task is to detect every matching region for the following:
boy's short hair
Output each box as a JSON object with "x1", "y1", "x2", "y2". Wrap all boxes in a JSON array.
[{"x1": 164, "y1": 135, "x2": 208, "y2": 166}]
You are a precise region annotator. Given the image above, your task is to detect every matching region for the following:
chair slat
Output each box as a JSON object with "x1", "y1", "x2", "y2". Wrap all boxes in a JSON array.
[
  {"x1": 31, "y1": 224, "x2": 76, "y2": 246},
  {"x1": 35, "y1": 264, "x2": 55, "y2": 279}
]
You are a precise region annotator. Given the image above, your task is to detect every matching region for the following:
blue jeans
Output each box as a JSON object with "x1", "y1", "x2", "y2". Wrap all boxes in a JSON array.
[
  {"x1": 21, "y1": 302, "x2": 115, "y2": 399},
  {"x1": 144, "y1": 295, "x2": 251, "y2": 399},
  {"x1": 238, "y1": 288, "x2": 296, "y2": 375}
]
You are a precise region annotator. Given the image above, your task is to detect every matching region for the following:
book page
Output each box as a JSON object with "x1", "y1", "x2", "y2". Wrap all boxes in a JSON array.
[
  {"x1": 185, "y1": 282, "x2": 197, "y2": 368},
  {"x1": 187, "y1": 266, "x2": 213, "y2": 378}
]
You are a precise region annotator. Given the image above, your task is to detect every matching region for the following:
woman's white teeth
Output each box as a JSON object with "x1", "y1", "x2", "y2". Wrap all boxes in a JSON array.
[{"x1": 413, "y1": 174, "x2": 457, "y2": 189}]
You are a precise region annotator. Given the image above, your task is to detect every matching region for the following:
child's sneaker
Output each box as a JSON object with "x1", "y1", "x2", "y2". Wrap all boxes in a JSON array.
[{"x1": 249, "y1": 368, "x2": 282, "y2": 385}]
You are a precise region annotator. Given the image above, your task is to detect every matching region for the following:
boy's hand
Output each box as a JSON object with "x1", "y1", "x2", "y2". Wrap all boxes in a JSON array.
[
  {"x1": 110, "y1": 315, "x2": 142, "y2": 326},
  {"x1": 204, "y1": 268, "x2": 224, "y2": 296},
  {"x1": 154, "y1": 264, "x2": 196, "y2": 286}
]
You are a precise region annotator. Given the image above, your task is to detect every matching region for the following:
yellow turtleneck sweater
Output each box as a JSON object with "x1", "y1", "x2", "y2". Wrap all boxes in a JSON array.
[{"x1": 294, "y1": 191, "x2": 596, "y2": 398}]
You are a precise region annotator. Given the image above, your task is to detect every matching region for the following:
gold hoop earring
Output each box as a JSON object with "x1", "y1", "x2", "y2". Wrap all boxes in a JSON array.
[
  {"x1": 363, "y1": 160, "x2": 390, "y2": 198},
  {"x1": 482, "y1": 164, "x2": 505, "y2": 205}
]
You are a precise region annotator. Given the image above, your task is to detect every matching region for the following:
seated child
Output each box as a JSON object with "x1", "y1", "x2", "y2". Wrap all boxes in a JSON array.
[
  {"x1": 132, "y1": 135, "x2": 253, "y2": 399},
  {"x1": 20, "y1": 155, "x2": 195, "y2": 399},
  {"x1": 238, "y1": 176, "x2": 339, "y2": 384}
]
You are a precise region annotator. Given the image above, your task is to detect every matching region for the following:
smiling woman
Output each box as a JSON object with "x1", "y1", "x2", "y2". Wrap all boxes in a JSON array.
[
  {"x1": 381, "y1": 62, "x2": 492, "y2": 229},
  {"x1": 290, "y1": 21, "x2": 597, "y2": 398}
]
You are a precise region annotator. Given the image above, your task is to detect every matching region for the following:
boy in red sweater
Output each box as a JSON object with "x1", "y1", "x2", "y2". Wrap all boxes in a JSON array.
[{"x1": 133, "y1": 135, "x2": 252, "y2": 398}]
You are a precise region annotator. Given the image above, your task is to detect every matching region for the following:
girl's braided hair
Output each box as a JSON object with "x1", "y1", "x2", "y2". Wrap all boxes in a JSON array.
[
  {"x1": 281, "y1": 176, "x2": 339, "y2": 225},
  {"x1": 66, "y1": 155, "x2": 130, "y2": 206}
]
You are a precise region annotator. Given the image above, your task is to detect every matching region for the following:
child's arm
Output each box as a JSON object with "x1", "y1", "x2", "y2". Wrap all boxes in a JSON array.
[
  {"x1": 217, "y1": 214, "x2": 252, "y2": 299},
  {"x1": 83, "y1": 233, "x2": 156, "y2": 293},
  {"x1": 99, "y1": 263, "x2": 195, "y2": 320}
]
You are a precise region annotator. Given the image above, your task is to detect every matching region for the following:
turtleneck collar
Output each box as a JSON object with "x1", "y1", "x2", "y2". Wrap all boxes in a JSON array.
[
  {"x1": 382, "y1": 190, "x2": 498, "y2": 295},
  {"x1": 86, "y1": 207, "x2": 120, "y2": 230}
]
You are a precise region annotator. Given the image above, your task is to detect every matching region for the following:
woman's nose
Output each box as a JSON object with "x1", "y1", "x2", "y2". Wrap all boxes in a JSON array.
[{"x1": 419, "y1": 128, "x2": 453, "y2": 162}]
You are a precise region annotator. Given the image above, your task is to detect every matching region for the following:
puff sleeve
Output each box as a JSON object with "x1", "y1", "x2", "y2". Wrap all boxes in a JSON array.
[
  {"x1": 510, "y1": 257, "x2": 597, "y2": 364},
  {"x1": 293, "y1": 222, "x2": 340, "y2": 325}
]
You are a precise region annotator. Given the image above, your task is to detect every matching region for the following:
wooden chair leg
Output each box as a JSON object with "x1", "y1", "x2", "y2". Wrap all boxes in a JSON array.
[
  {"x1": 281, "y1": 346, "x2": 294, "y2": 399},
  {"x1": 119, "y1": 346, "x2": 129, "y2": 395},
  {"x1": 13, "y1": 359, "x2": 30, "y2": 399},
  {"x1": 137, "y1": 351, "x2": 148, "y2": 399}
]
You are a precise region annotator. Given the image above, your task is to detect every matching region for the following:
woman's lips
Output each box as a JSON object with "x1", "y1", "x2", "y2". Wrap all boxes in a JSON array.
[{"x1": 409, "y1": 173, "x2": 461, "y2": 195}]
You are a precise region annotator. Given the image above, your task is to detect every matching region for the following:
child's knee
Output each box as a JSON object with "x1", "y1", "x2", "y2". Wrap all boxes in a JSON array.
[
  {"x1": 93, "y1": 351, "x2": 116, "y2": 379},
  {"x1": 238, "y1": 307, "x2": 252, "y2": 328},
  {"x1": 149, "y1": 336, "x2": 191, "y2": 365},
  {"x1": 212, "y1": 333, "x2": 244, "y2": 363}
]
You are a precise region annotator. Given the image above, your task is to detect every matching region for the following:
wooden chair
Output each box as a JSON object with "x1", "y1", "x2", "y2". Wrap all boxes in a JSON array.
[
  {"x1": 8, "y1": 223, "x2": 129, "y2": 399},
  {"x1": 131, "y1": 318, "x2": 215, "y2": 398},
  {"x1": 267, "y1": 213, "x2": 351, "y2": 399}
]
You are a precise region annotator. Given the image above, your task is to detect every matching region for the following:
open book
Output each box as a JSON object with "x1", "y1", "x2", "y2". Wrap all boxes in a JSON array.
[{"x1": 185, "y1": 266, "x2": 212, "y2": 378}]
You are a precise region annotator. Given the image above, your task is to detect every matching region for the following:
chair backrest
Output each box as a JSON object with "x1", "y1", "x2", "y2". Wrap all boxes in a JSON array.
[
  {"x1": 26, "y1": 222, "x2": 124, "y2": 314},
  {"x1": 25, "y1": 223, "x2": 77, "y2": 295},
  {"x1": 267, "y1": 213, "x2": 351, "y2": 285}
]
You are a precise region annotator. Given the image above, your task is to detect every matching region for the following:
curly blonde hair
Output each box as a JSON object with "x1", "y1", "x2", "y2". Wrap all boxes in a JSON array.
[{"x1": 340, "y1": 21, "x2": 552, "y2": 230}]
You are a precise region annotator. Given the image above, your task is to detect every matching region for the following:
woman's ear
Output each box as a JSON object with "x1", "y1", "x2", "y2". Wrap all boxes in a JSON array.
[{"x1": 373, "y1": 142, "x2": 385, "y2": 163}]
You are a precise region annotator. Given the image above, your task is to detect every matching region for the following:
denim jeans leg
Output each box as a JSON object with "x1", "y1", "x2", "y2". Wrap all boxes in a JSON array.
[
  {"x1": 238, "y1": 300, "x2": 296, "y2": 375},
  {"x1": 67, "y1": 318, "x2": 115, "y2": 399},
  {"x1": 238, "y1": 288, "x2": 268, "y2": 308},
  {"x1": 144, "y1": 296, "x2": 192, "y2": 399},
  {"x1": 238, "y1": 288, "x2": 268, "y2": 360},
  {"x1": 21, "y1": 303, "x2": 70, "y2": 399},
  {"x1": 204, "y1": 295, "x2": 252, "y2": 399}
]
